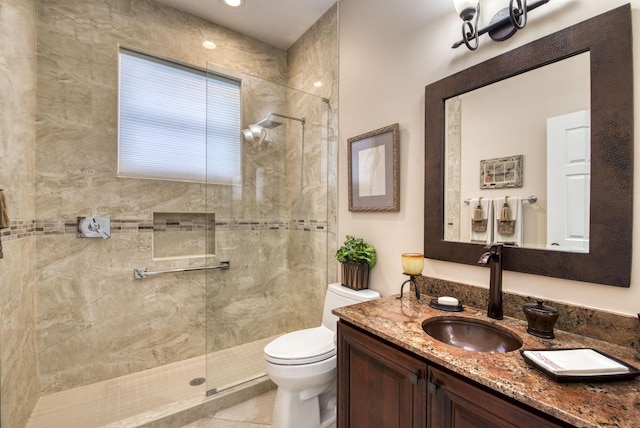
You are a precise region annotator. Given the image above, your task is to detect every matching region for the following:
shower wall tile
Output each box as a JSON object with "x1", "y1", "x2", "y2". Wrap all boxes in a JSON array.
[
  {"x1": 286, "y1": 4, "x2": 340, "y2": 300},
  {"x1": 34, "y1": 0, "x2": 337, "y2": 396},
  {"x1": 206, "y1": 229, "x2": 288, "y2": 353},
  {"x1": 36, "y1": 232, "x2": 207, "y2": 394},
  {"x1": 35, "y1": 0, "x2": 292, "y2": 394},
  {"x1": 284, "y1": 230, "x2": 331, "y2": 331},
  {"x1": 0, "y1": 236, "x2": 39, "y2": 427},
  {"x1": 0, "y1": 0, "x2": 39, "y2": 426},
  {"x1": 288, "y1": 6, "x2": 338, "y2": 103}
]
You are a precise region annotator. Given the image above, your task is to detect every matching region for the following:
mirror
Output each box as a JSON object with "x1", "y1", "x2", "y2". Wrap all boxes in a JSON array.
[
  {"x1": 424, "y1": 5, "x2": 633, "y2": 287},
  {"x1": 444, "y1": 52, "x2": 590, "y2": 252}
]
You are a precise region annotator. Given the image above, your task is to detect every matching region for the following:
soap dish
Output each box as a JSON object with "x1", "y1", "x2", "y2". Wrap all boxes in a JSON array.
[{"x1": 429, "y1": 298, "x2": 463, "y2": 312}]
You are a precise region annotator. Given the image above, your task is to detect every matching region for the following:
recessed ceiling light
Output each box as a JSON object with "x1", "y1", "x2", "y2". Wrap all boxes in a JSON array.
[
  {"x1": 223, "y1": 0, "x2": 244, "y2": 7},
  {"x1": 313, "y1": 81, "x2": 323, "y2": 88},
  {"x1": 202, "y1": 40, "x2": 217, "y2": 50}
]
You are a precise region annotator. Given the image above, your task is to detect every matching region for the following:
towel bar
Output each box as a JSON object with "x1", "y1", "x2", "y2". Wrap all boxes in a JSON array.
[
  {"x1": 464, "y1": 195, "x2": 537, "y2": 205},
  {"x1": 133, "y1": 261, "x2": 230, "y2": 279}
]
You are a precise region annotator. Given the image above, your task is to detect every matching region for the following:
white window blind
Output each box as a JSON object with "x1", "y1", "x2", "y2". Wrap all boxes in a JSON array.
[{"x1": 118, "y1": 48, "x2": 241, "y2": 185}]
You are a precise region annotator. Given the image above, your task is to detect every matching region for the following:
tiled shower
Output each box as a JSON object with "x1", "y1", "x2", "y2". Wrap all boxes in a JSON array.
[{"x1": 0, "y1": 0, "x2": 337, "y2": 426}]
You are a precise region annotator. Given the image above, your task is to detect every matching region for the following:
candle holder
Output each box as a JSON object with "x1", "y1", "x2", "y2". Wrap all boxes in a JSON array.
[
  {"x1": 398, "y1": 273, "x2": 421, "y2": 303},
  {"x1": 398, "y1": 253, "x2": 424, "y2": 303}
]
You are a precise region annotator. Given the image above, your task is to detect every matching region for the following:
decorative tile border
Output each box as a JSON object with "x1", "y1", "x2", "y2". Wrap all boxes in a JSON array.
[
  {"x1": 0, "y1": 220, "x2": 36, "y2": 241},
  {"x1": 0, "y1": 218, "x2": 328, "y2": 240}
]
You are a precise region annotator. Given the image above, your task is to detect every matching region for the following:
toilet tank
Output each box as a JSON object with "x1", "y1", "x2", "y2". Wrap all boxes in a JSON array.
[{"x1": 322, "y1": 283, "x2": 380, "y2": 332}]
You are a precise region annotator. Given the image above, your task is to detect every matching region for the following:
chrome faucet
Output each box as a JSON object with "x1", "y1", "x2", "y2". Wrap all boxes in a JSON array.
[{"x1": 478, "y1": 244, "x2": 503, "y2": 320}]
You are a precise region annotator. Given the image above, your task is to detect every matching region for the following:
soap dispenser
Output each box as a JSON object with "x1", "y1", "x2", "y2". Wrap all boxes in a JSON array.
[{"x1": 523, "y1": 300, "x2": 559, "y2": 339}]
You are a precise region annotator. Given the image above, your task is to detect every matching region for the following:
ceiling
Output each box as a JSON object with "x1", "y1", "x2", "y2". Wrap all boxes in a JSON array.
[
  {"x1": 155, "y1": 0, "x2": 338, "y2": 50},
  {"x1": 155, "y1": 0, "x2": 454, "y2": 50}
]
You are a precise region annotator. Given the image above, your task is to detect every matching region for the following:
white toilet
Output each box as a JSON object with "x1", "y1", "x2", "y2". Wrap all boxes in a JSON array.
[{"x1": 264, "y1": 283, "x2": 380, "y2": 428}]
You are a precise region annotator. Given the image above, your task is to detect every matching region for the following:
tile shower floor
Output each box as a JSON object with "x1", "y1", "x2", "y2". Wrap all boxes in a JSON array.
[{"x1": 27, "y1": 337, "x2": 277, "y2": 428}]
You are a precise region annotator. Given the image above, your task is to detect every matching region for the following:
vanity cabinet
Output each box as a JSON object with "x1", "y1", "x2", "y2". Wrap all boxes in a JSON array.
[
  {"x1": 337, "y1": 321, "x2": 569, "y2": 428},
  {"x1": 428, "y1": 366, "x2": 568, "y2": 428},
  {"x1": 337, "y1": 321, "x2": 427, "y2": 428}
]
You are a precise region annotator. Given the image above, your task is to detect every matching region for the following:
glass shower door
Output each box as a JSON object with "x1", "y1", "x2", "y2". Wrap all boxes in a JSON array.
[{"x1": 204, "y1": 62, "x2": 331, "y2": 395}]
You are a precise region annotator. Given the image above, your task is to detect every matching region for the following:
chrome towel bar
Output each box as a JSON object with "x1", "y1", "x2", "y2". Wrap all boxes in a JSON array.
[
  {"x1": 464, "y1": 195, "x2": 537, "y2": 205},
  {"x1": 133, "y1": 261, "x2": 230, "y2": 280}
]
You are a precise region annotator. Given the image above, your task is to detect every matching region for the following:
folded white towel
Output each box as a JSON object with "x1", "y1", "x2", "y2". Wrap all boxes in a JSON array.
[
  {"x1": 469, "y1": 198, "x2": 493, "y2": 244},
  {"x1": 494, "y1": 197, "x2": 522, "y2": 246}
]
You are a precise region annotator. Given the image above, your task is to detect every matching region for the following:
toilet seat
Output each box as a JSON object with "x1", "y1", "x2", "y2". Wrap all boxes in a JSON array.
[{"x1": 264, "y1": 326, "x2": 335, "y2": 365}]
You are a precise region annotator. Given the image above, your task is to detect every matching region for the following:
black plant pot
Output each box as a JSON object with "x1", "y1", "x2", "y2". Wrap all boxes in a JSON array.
[{"x1": 341, "y1": 262, "x2": 370, "y2": 290}]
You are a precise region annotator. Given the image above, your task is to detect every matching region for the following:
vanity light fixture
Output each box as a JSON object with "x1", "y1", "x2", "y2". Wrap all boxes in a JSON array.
[
  {"x1": 452, "y1": 0, "x2": 549, "y2": 51},
  {"x1": 452, "y1": 0, "x2": 480, "y2": 50}
]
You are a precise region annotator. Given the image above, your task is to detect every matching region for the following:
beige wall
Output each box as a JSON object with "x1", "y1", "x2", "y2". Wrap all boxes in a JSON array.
[
  {"x1": 0, "y1": 0, "x2": 39, "y2": 425},
  {"x1": 338, "y1": 0, "x2": 640, "y2": 316}
]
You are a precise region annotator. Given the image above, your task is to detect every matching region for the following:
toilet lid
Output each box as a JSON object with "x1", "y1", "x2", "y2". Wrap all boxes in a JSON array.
[{"x1": 264, "y1": 326, "x2": 336, "y2": 365}]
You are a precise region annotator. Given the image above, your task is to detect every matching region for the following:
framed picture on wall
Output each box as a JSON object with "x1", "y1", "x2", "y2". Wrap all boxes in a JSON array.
[
  {"x1": 347, "y1": 123, "x2": 400, "y2": 212},
  {"x1": 480, "y1": 155, "x2": 523, "y2": 189}
]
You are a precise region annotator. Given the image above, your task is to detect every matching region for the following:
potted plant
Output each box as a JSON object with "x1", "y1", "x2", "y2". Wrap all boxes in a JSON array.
[{"x1": 336, "y1": 235, "x2": 376, "y2": 290}]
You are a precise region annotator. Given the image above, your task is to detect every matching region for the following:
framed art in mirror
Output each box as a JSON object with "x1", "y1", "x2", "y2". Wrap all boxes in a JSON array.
[{"x1": 480, "y1": 155, "x2": 523, "y2": 189}]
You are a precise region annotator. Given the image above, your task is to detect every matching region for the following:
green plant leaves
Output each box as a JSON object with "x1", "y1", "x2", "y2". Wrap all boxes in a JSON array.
[{"x1": 336, "y1": 235, "x2": 376, "y2": 269}]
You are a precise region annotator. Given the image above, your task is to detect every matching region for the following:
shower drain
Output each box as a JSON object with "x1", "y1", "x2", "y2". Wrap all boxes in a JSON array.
[{"x1": 189, "y1": 377, "x2": 206, "y2": 386}]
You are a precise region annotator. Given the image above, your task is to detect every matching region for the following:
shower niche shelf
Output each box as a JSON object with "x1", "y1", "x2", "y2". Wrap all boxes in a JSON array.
[{"x1": 152, "y1": 212, "x2": 215, "y2": 259}]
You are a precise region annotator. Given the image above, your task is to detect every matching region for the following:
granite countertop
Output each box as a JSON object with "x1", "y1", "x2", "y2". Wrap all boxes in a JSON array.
[{"x1": 333, "y1": 294, "x2": 640, "y2": 428}]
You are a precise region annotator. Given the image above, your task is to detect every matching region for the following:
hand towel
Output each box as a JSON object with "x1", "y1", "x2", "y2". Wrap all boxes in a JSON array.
[
  {"x1": 0, "y1": 190, "x2": 8, "y2": 259},
  {"x1": 469, "y1": 198, "x2": 493, "y2": 244},
  {"x1": 494, "y1": 196, "x2": 522, "y2": 246},
  {"x1": 0, "y1": 191, "x2": 9, "y2": 229}
]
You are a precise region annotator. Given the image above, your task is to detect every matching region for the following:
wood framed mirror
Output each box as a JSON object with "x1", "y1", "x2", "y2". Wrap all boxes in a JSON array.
[{"x1": 424, "y1": 5, "x2": 633, "y2": 287}]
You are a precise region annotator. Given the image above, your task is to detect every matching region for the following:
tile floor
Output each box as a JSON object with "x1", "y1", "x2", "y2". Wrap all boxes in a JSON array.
[
  {"x1": 183, "y1": 390, "x2": 337, "y2": 428},
  {"x1": 182, "y1": 390, "x2": 276, "y2": 427},
  {"x1": 27, "y1": 337, "x2": 276, "y2": 428}
]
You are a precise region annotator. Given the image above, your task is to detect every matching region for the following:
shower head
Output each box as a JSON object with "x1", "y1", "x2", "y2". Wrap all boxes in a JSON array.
[
  {"x1": 256, "y1": 118, "x2": 283, "y2": 129},
  {"x1": 242, "y1": 124, "x2": 267, "y2": 144},
  {"x1": 257, "y1": 112, "x2": 305, "y2": 129}
]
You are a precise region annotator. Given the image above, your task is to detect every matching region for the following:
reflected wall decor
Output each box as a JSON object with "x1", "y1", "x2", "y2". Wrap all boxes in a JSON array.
[{"x1": 480, "y1": 155, "x2": 523, "y2": 189}]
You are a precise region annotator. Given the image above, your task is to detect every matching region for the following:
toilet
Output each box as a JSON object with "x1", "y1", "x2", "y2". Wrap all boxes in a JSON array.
[{"x1": 264, "y1": 283, "x2": 380, "y2": 428}]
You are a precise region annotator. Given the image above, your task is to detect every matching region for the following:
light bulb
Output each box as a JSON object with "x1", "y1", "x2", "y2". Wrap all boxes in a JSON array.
[
  {"x1": 224, "y1": 0, "x2": 244, "y2": 7},
  {"x1": 452, "y1": 0, "x2": 479, "y2": 20}
]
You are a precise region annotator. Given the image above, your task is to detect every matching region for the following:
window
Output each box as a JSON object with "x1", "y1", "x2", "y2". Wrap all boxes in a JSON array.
[{"x1": 118, "y1": 48, "x2": 241, "y2": 185}]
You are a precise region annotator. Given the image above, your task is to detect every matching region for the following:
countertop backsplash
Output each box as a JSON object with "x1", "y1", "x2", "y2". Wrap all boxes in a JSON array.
[{"x1": 416, "y1": 276, "x2": 638, "y2": 350}]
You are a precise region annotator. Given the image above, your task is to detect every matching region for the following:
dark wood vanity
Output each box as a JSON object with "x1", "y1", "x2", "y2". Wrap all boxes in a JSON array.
[
  {"x1": 338, "y1": 321, "x2": 569, "y2": 428},
  {"x1": 334, "y1": 295, "x2": 640, "y2": 428},
  {"x1": 338, "y1": 321, "x2": 427, "y2": 427}
]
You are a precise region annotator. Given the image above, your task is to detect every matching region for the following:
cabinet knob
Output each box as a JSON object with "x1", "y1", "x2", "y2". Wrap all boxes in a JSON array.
[{"x1": 428, "y1": 381, "x2": 440, "y2": 395}]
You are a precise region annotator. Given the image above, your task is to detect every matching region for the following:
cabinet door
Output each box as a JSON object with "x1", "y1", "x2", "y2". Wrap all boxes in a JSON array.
[
  {"x1": 428, "y1": 366, "x2": 568, "y2": 428},
  {"x1": 338, "y1": 321, "x2": 427, "y2": 428}
]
